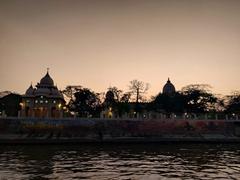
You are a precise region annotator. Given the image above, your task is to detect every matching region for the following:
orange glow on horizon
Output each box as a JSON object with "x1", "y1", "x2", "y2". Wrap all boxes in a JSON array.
[{"x1": 0, "y1": 0, "x2": 240, "y2": 97}]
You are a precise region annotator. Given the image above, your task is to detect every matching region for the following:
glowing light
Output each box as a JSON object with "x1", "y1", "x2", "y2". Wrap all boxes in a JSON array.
[{"x1": 108, "y1": 111, "x2": 112, "y2": 118}]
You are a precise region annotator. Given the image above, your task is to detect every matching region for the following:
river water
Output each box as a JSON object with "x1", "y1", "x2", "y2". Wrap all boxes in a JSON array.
[{"x1": 0, "y1": 143, "x2": 240, "y2": 179}]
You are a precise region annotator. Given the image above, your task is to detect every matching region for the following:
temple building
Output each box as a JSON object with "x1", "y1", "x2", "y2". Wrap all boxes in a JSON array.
[
  {"x1": 20, "y1": 71, "x2": 65, "y2": 118},
  {"x1": 162, "y1": 78, "x2": 176, "y2": 95}
]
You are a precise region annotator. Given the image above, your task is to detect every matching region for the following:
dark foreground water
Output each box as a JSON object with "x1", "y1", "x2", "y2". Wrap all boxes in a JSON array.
[{"x1": 0, "y1": 144, "x2": 240, "y2": 180}]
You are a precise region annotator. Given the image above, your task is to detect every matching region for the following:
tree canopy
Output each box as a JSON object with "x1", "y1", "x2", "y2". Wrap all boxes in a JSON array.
[
  {"x1": 225, "y1": 91, "x2": 240, "y2": 114},
  {"x1": 61, "y1": 83, "x2": 239, "y2": 117},
  {"x1": 71, "y1": 88, "x2": 102, "y2": 117},
  {"x1": 151, "y1": 92, "x2": 185, "y2": 113},
  {"x1": 181, "y1": 84, "x2": 218, "y2": 113},
  {"x1": 129, "y1": 79, "x2": 149, "y2": 103}
]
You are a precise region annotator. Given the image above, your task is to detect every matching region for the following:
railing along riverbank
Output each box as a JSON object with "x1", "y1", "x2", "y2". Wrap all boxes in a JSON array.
[{"x1": 1, "y1": 112, "x2": 239, "y2": 121}]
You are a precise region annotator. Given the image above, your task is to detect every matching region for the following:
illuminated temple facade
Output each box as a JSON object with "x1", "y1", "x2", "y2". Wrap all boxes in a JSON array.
[{"x1": 21, "y1": 71, "x2": 65, "y2": 118}]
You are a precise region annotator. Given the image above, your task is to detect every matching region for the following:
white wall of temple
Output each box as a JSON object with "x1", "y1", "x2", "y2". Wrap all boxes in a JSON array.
[{"x1": 21, "y1": 96, "x2": 64, "y2": 118}]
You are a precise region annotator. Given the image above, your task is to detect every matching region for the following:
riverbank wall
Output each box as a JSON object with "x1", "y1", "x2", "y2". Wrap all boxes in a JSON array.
[{"x1": 0, "y1": 117, "x2": 240, "y2": 144}]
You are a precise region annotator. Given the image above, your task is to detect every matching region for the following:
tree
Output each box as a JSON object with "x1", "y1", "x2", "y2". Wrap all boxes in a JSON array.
[
  {"x1": 214, "y1": 95, "x2": 226, "y2": 113},
  {"x1": 117, "y1": 92, "x2": 132, "y2": 117},
  {"x1": 61, "y1": 85, "x2": 82, "y2": 112},
  {"x1": 128, "y1": 80, "x2": 149, "y2": 114},
  {"x1": 151, "y1": 92, "x2": 185, "y2": 113},
  {"x1": 107, "y1": 86, "x2": 123, "y2": 102},
  {"x1": 61, "y1": 85, "x2": 82, "y2": 101},
  {"x1": 225, "y1": 91, "x2": 240, "y2": 114},
  {"x1": 0, "y1": 93, "x2": 22, "y2": 117},
  {"x1": 103, "y1": 87, "x2": 132, "y2": 117},
  {"x1": 72, "y1": 88, "x2": 102, "y2": 117},
  {"x1": 181, "y1": 84, "x2": 218, "y2": 113},
  {"x1": 120, "y1": 92, "x2": 131, "y2": 103},
  {"x1": 129, "y1": 79, "x2": 149, "y2": 103}
]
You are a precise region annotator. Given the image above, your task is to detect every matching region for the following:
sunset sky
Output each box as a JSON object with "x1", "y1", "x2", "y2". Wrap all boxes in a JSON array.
[{"x1": 1, "y1": 0, "x2": 240, "y2": 97}]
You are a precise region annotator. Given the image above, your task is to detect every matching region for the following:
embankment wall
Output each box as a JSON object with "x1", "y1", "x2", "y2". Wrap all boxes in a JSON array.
[{"x1": 0, "y1": 118, "x2": 240, "y2": 143}]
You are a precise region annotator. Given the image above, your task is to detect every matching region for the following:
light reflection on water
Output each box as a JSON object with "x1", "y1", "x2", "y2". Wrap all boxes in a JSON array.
[{"x1": 0, "y1": 144, "x2": 240, "y2": 179}]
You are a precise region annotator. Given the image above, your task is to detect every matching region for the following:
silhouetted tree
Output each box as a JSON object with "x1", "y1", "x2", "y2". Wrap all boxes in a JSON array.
[
  {"x1": 214, "y1": 95, "x2": 226, "y2": 113},
  {"x1": 117, "y1": 92, "x2": 132, "y2": 117},
  {"x1": 129, "y1": 79, "x2": 149, "y2": 113},
  {"x1": 129, "y1": 80, "x2": 149, "y2": 103},
  {"x1": 61, "y1": 85, "x2": 82, "y2": 112},
  {"x1": 151, "y1": 92, "x2": 185, "y2": 113},
  {"x1": 103, "y1": 87, "x2": 132, "y2": 117},
  {"x1": 0, "y1": 93, "x2": 22, "y2": 117},
  {"x1": 107, "y1": 86, "x2": 123, "y2": 102},
  {"x1": 62, "y1": 85, "x2": 82, "y2": 101},
  {"x1": 181, "y1": 84, "x2": 218, "y2": 113},
  {"x1": 72, "y1": 88, "x2": 102, "y2": 117},
  {"x1": 225, "y1": 91, "x2": 240, "y2": 114},
  {"x1": 120, "y1": 92, "x2": 131, "y2": 103}
]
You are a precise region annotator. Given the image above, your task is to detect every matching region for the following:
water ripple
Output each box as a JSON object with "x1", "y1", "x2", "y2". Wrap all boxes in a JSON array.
[{"x1": 0, "y1": 144, "x2": 240, "y2": 179}]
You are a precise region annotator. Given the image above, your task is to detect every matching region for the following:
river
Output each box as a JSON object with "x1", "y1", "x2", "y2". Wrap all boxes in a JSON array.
[{"x1": 0, "y1": 143, "x2": 239, "y2": 179}]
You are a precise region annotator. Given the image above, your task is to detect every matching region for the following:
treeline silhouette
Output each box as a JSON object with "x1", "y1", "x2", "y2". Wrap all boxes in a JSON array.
[
  {"x1": 0, "y1": 80, "x2": 239, "y2": 117},
  {"x1": 61, "y1": 81, "x2": 240, "y2": 118}
]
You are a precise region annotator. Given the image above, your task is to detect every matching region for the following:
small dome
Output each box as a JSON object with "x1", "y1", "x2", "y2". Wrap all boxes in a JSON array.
[
  {"x1": 104, "y1": 90, "x2": 116, "y2": 106},
  {"x1": 25, "y1": 84, "x2": 34, "y2": 95},
  {"x1": 40, "y1": 72, "x2": 54, "y2": 86},
  {"x1": 163, "y1": 78, "x2": 176, "y2": 95},
  {"x1": 105, "y1": 90, "x2": 115, "y2": 100}
]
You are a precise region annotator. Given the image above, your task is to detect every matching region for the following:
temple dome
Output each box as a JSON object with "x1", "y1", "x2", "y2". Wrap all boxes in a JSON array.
[
  {"x1": 24, "y1": 71, "x2": 64, "y2": 99},
  {"x1": 106, "y1": 90, "x2": 115, "y2": 100},
  {"x1": 163, "y1": 78, "x2": 176, "y2": 95},
  {"x1": 39, "y1": 72, "x2": 54, "y2": 86},
  {"x1": 25, "y1": 84, "x2": 34, "y2": 95},
  {"x1": 35, "y1": 87, "x2": 51, "y2": 95},
  {"x1": 50, "y1": 87, "x2": 64, "y2": 98},
  {"x1": 104, "y1": 90, "x2": 116, "y2": 107}
]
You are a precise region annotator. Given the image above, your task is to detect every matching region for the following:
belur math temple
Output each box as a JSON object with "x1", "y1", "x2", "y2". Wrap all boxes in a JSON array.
[{"x1": 21, "y1": 71, "x2": 65, "y2": 118}]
